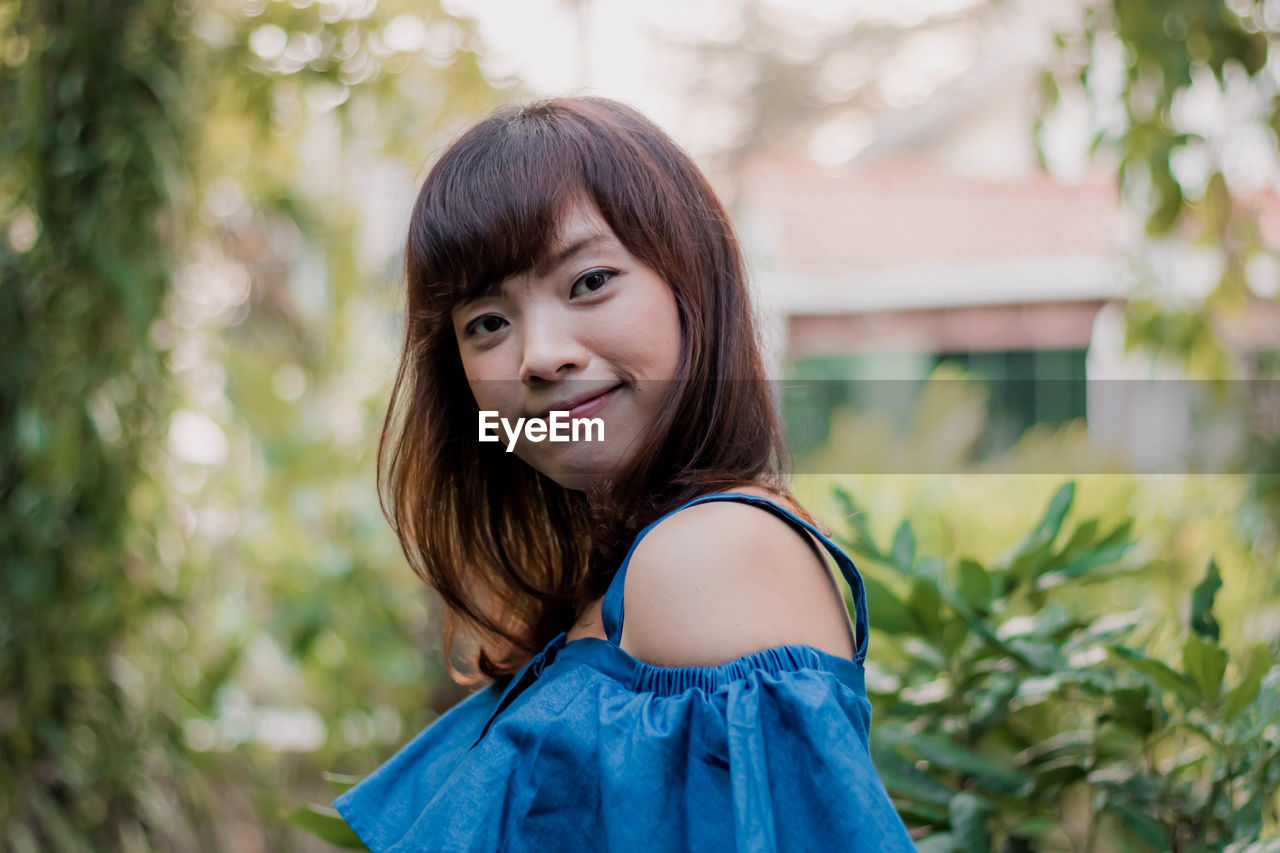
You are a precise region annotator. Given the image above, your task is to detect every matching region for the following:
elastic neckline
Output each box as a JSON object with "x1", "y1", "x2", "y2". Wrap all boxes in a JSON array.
[
  {"x1": 599, "y1": 492, "x2": 870, "y2": 666},
  {"x1": 555, "y1": 634, "x2": 866, "y2": 697},
  {"x1": 471, "y1": 625, "x2": 869, "y2": 746}
]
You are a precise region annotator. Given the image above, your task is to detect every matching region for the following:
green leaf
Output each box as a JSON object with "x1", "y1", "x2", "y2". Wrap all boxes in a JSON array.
[
  {"x1": 322, "y1": 770, "x2": 364, "y2": 794},
  {"x1": 1190, "y1": 559, "x2": 1222, "y2": 641},
  {"x1": 860, "y1": 574, "x2": 917, "y2": 635},
  {"x1": 1093, "y1": 518, "x2": 1134, "y2": 550},
  {"x1": 1010, "y1": 814, "x2": 1058, "y2": 841},
  {"x1": 1107, "y1": 802, "x2": 1169, "y2": 850},
  {"x1": 971, "y1": 672, "x2": 1020, "y2": 733},
  {"x1": 1146, "y1": 164, "x2": 1185, "y2": 235},
  {"x1": 1017, "y1": 729, "x2": 1094, "y2": 765},
  {"x1": 1036, "y1": 539, "x2": 1138, "y2": 587},
  {"x1": 1221, "y1": 644, "x2": 1273, "y2": 723},
  {"x1": 284, "y1": 804, "x2": 368, "y2": 849},
  {"x1": 1239, "y1": 670, "x2": 1280, "y2": 742},
  {"x1": 891, "y1": 521, "x2": 916, "y2": 574},
  {"x1": 895, "y1": 800, "x2": 952, "y2": 826},
  {"x1": 913, "y1": 834, "x2": 955, "y2": 853},
  {"x1": 1037, "y1": 67, "x2": 1059, "y2": 109},
  {"x1": 949, "y1": 792, "x2": 992, "y2": 853},
  {"x1": 908, "y1": 577, "x2": 945, "y2": 639},
  {"x1": 1222, "y1": 841, "x2": 1280, "y2": 853},
  {"x1": 955, "y1": 559, "x2": 991, "y2": 613},
  {"x1": 1033, "y1": 518, "x2": 1097, "y2": 579},
  {"x1": 1182, "y1": 632, "x2": 1228, "y2": 705},
  {"x1": 1028, "y1": 756, "x2": 1089, "y2": 794},
  {"x1": 1109, "y1": 645, "x2": 1199, "y2": 704},
  {"x1": 916, "y1": 555, "x2": 945, "y2": 583},
  {"x1": 1004, "y1": 482, "x2": 1074, "y2": 585},
  {"x1": 832, "y1": 486, "x2": 882, "y2": 560},
  {"x1": 1099, "y1": 685, "x2": 1156, "y2": 736},
  {"x1": 1005, "y1": 637, "x2": 1065, "y2": 672},
  {"x1": 881, "y1": 730, "x2": 1034, "y2": 796},
  {"x1": 868, "y1": 740, "x2": 955, "y2": 806},
  {"x1": 1022, "y1": 482, "x2": 1074, "y2": 554},
  {"x1": 1094, "y1": 720, "x2": 1144, "y2": 763},
  {"x1": 943, "y1": 594, "x2": 1053, "y2": 672},
  {"x1": 1054, "y1": 518, "x2": 1098, "y2": 558},
  {"x1": 997, "y1": 604, "x2": 1077, "y2": 641},
  {"x1": 900, "y1": 636, "x2": 949, "y2": 672},
  {"x1": 1079, "y1": 608, "x2": 1145, "y2": 641}
]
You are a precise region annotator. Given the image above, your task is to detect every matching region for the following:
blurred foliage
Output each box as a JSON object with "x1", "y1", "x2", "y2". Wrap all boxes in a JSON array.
[
  {"x1": 284, "y1": 773, "x2": 364, "y2": 850},
  {"x1": 1040, "y1": 0, "x2": 1278, "y2": 375},
  {"x1": 837, "y1": 481, "x2": 1280, "y2": 851},
  {"x1": 1040, "y1": 0, "x2": 1280, "y2": 564},
  {"x1": 172, "y1": 4, "x2": 513, "y2": 846},
  {"x1": 2, "y1": 0, "x2": 509, "y2": 848},
  {"x1": 655, "y1": 0, "x2": 1006, "y2": 202},
  {"x1": 0, "y1": 0, "x2": 221, "y2": 848},
  {"x1": 791, "y1": 367, "x2": 1280, "y2": 849},
  {"x1": 138, "y1": 0, "x2": 512, "y2": 845},
  {"x1": 793, "y1": 366, "x2": 1279, "y2": 653}
]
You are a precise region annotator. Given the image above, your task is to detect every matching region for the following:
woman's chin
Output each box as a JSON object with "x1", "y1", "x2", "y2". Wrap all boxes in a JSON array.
[
  {"x1": 546, "y1": 473, "x2": 597, "y2": 492},
  {"x1": 521, "y1": 450, "x2": 624, "y2": 493},
  {"x1": 536, "y1": 464, "x2": 611, "y2": 493}
]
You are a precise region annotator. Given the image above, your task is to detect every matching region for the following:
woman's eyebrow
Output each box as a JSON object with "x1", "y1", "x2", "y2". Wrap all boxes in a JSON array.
[{"x1": 535, "y1": 232, "x2": 611, "y2": 275}]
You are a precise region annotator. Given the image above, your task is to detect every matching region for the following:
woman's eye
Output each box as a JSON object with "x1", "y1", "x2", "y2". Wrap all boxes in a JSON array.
[
  {"x1": 569, "y1": 269, "x2": 617, "y2": 298},
  {"x1": 465, "y1": 314, "x2": 508, "y2": 339}
]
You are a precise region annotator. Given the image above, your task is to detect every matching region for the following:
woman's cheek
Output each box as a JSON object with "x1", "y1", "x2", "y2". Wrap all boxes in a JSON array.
[{"x1": 462, "y1": 356, "x2": 510, "y2": 414}]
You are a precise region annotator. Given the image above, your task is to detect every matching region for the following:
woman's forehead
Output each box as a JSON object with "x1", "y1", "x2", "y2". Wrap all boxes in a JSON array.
[
  {"x1": 533, "y1": 200, "x2": 619, "y2": 275},
  {"x1": 450, "y1": 198, "x2": 624, "y2": 309},
  {"x1": 552, "y1": 197, "x2": 615, "y2": 248}
]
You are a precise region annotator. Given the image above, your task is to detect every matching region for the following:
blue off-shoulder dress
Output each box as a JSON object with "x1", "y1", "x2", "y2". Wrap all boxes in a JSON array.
[{"x1": 334, "y1": 492, "x2": 916, "y2": 852}]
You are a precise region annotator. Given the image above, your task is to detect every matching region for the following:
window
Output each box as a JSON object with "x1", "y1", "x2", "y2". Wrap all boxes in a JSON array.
[{"x1": 783, "y1": 348, "x2": 1088, "y2": 461}]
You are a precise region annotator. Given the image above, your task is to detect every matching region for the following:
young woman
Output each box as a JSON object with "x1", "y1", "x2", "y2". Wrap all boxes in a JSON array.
[{"x1": 335, "y1": 96, "x2": 915, "y2": 851}]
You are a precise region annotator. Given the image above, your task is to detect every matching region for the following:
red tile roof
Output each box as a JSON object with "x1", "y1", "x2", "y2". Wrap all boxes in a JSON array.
[{"x1": 740, "y1": 156, "x2": 1123, "y2": 273}]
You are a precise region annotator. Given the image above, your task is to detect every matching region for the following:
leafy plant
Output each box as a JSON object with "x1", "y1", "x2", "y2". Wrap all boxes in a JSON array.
[
  {"x1": 1, "y1": 0, "x2": 507, "y2": 847},
  {"x1": 284, "y1": 772, "x2": 367, "y2": 850},
  {"x1": 838, "y1": 481, "x2": 1280, "y2": 852},
  {"x1": 0, "y1": 1, "x2": 221, "y2": 848}
]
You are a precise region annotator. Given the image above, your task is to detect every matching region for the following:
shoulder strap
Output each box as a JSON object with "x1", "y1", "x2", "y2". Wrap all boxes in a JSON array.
[{"x1": 600, "y1": 492, "x2": 870, "y2": 665}]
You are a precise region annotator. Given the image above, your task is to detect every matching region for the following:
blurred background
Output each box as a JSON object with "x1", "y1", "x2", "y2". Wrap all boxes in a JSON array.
[{"x1": 3, "y1": 0, "x2": 1279, "y2": 850}]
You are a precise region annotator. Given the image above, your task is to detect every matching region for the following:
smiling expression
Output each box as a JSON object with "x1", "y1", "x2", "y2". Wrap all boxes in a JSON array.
[{"x1": 450, "y1": 196, "x2": 683, "y2": 491}]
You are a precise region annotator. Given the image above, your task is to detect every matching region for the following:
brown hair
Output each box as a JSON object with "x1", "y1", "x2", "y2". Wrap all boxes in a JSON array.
[{"x1": 379, "y1": 96, "x2": 819, "y2": 681}]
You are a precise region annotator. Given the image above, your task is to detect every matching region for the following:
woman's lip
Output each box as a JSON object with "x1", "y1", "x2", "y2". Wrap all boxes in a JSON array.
[{"x1": 550, "y1": 384, "x2": 622, "y2": 420}]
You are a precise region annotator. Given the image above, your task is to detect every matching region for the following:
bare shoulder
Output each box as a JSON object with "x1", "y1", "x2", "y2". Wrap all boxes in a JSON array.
[{"x1": 618, "y1": 488, "x2": 856, "y2": 668}]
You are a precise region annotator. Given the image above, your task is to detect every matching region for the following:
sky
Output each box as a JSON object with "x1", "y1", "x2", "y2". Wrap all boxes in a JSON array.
[
  {"x1": 443, "y1": 0, "x2": 706, "y2": 149},
  {"x1": 440, "y1": 0, "x2": 1084, "y2": 173}
]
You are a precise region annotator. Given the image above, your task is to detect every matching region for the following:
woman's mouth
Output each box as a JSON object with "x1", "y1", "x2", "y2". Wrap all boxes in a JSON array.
[{"x1": 542, "y1": 383, "x2": 624, "y2": 420}]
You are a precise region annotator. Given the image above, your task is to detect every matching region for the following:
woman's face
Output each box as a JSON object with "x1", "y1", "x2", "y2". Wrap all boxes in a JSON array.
[{"x1": 450, "y1": 197, "x2": 683, "y2": 491}]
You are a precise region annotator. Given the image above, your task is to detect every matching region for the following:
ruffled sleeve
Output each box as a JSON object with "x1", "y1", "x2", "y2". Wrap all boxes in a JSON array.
[
  {"x1": 335, "y1": 639, "x2": 916, "y2": 853},
  {"x1": 333, "y1": 680, "x2": 504, "y2": 852},
  {"x1": 585, "y1": 650, "x2": 917, "y2": 853}
]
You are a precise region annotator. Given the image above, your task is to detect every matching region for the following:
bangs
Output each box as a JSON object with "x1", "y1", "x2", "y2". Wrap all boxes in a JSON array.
[{"x1": 408, "y1": 115, "x2": 591, "y2": 309}]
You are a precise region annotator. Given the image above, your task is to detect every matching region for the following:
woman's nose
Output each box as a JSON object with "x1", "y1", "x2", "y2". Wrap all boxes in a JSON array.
[{"x1": 518, "y1": 310, "x2": 590, "y2": 385}]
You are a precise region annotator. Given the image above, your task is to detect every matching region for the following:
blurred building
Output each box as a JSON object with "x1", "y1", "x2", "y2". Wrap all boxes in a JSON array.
[{"x1": 737, "y1": 45, "x2": 1280, "y2": 467}]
